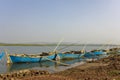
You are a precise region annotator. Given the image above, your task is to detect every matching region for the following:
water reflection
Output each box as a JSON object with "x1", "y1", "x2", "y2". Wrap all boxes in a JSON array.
[
  {"x1": 8, "y1": 61, "x2": 54, "y2": 71},
  {"x1": 7, "y1": 59, "x2": 83, "y2": 73},
  {"x1": 0, "y1": 54, "x2": 108, "y2": 74}
]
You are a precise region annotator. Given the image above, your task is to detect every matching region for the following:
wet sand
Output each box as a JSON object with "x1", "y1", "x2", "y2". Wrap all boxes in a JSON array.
[{"x1": 0, "y1": 54, "x2": 120, "y2": 80}]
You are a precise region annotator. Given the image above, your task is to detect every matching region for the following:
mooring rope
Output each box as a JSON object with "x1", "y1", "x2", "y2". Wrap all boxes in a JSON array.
[
  {"x1": 53, "y1": 38, "x2": 64, "y2": 52},
  {"x1": 58, "y1": 41, "x2": 81, "y2": 52},
  {"x1": 98, "y1": 41, "x2": 112, "y2": 50}
]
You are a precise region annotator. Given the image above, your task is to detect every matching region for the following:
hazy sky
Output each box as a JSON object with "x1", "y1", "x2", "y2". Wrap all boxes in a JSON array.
[{"x1": 0, "y1": 0, "x2": 120, "y2": 44}]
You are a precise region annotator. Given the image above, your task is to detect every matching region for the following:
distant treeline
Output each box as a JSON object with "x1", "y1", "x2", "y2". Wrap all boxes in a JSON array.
[{"x1": 0, "y1": 43, "x2": 119, "y2": 46}]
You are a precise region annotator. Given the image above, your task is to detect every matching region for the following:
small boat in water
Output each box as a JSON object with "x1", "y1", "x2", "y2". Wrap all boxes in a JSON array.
[
  {"x1": 84, "y1": 50, "x2": 107, "y2": 58},
  {"x1": 6, "y1": 52, "x2": 56, "y2": 63},
  {"x1": 5, "y1": 49, "x2": 107, "y2": 63},
  {"x1": 0, "y1": 51, "x2": 5, "y2": 60},
  {"x1": 57, "y1": 50, "x2": 85, "y2": 59},
  {"x1": 57, "y1": 53, "x2": 83, "y2": 59},
  {"x1": 91, "y1": 50, "x2": 107, "y2": 55},
  {"x1": 5, "y1": 50, "x2": 84, "y2": 63}
]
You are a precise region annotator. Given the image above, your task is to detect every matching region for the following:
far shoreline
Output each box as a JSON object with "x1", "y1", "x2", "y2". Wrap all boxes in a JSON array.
[{"x1": 0, "y1": 43, "x2": 119, "y2": 46}]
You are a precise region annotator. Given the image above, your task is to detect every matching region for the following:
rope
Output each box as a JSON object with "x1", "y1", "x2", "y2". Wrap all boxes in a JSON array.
[
  {"x1": 53, "y1": 38, "x2": 64, "y2": 52},
  {"x1": 7, "y1": 52, "x2": 69, "y2": 66},
  {"x1": 26, "y1": 53, "x2": 70, "y2": 66},
  {"x1": 78, "y1": 42, "x2": 93, "y2": 58},
  {"x1": 5, "y1": 51, "x2": 69, "y2": 65},
  {"x1": 4, "y1": 49, "x2": 13, "y2": 63},
  {"x1": 105, "y1": 41, "x2": 112, "y2": 50},
  {"x1": 82, "y1": 43, "x2": 87, "y2": 51},
  {"x1": 98, "y1": 41, "x2": 112, "y2": 50},
  {"x1": 58, "y1": 41, "x2": 81, "y2": 51}
]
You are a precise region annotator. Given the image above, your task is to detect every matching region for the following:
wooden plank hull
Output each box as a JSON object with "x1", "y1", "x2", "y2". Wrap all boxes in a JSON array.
[
  {"x1": 9, "y1": 54, "x2": 56, "y2": 63},
  {"x1": 8, "y1": 53, "x2": 83, "y2": 63},
  {"x1": 7, "y1": 51, "x2": 104, "y2": 63},
  {"x1": 84, "y1": 51, "x2": 107, "y2": 58},
  {"x1": 57, "y1": 53, "x2": 83, "y2": 59}
]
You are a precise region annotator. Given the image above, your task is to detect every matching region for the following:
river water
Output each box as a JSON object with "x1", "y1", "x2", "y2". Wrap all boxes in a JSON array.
[{"x1": 0, "y1": 45, "x2": 114, "y2": 74}]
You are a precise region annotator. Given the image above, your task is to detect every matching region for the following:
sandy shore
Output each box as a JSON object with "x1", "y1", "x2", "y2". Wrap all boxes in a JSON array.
[{"x1": 0, "y1": 54, "x2": 120, "y2": 80}]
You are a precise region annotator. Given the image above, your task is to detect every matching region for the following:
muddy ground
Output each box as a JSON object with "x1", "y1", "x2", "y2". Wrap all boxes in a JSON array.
[{"x1": 20, "y1": 54, "x2": 120, "y2": 80}]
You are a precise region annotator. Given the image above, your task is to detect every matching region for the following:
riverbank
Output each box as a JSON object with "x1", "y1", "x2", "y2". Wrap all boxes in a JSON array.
[
  {"x1": 0, "y1": 54, "x2": 120, "y2": 80},
  {"x1": 21, "y1": 54, "x2": 120, "y2": 80},
  {"x1": 52, "y1": 54, "x2": 120, "y2": 80}
]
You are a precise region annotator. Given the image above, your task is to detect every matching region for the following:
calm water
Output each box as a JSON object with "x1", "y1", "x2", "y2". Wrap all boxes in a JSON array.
[{"x1": 0, "y1": 45, "x2": 114, "y2": 74}]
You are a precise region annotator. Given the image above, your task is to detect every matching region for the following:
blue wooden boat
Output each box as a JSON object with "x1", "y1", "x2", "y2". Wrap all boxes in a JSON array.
[
  {"x1": 6, "y1": 51, "x2": 84, "y2": 63},
  {"x1": 84, "y1": 50, "x2": 107, "y2": 58},
  {"x1": 83, "y1": 52, "x2": 95, "y2": 58},
  {"x1": 0, "y1": 51, "x2": 5, "y2": 60},
  {"x1": 57, "y1": 53, "x2": 83, "y2": 59},
  {"x1": 56, "y1": 50, "x2": 86, "y2": 60},
  {"x1": 6, "y1": 53, "x2": 56, "y2": 63},
  {"x1": 92, "y1": 51, "x2": 107, "y2": 55},
  {"x1": 7, "y1": 53, "x2": 82, "y2": 63}
]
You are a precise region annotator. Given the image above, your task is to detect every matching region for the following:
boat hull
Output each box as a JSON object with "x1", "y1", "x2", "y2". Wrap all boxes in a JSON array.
[
  {"x1": 93, "y1": 51, "x2": 106, "y2": 55},
  {"x1": 9, "y1": 54, "x2": 56, "y2": 63},
  {"x1": 57, "y1": 53, "x2": 82, "y2": 59},
  {"x1": 84, "y1": 51, "x2": 107, "y2": 58}
]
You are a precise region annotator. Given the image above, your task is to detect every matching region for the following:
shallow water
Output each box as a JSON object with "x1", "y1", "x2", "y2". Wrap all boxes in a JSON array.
[
  {"x1": 0, "y1": 58, "x2": 85, "y2": 74},
  {"x1": 0, "y1": 45, "x2": 114, "y2": 74}
]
